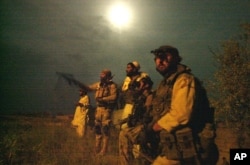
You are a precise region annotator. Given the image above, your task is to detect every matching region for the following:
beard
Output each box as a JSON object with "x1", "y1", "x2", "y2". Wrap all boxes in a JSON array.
[
  {"x1": 156, "y1": 63, "x2": 177, "y2": 76},
  {"x1": 156, "y1": 63, "x2": 169, "y2": 75},
  {"x1": 126, "y1": 71, "x2": 136, "y2": 77},
  {"x1": 156, "y1": 67, "x2": 167, "y2": 76}
]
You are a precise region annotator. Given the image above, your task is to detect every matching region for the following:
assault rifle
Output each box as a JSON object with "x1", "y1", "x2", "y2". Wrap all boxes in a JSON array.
[{"x1": 56, "y1": 72, "x2": 91, "y2": 91}]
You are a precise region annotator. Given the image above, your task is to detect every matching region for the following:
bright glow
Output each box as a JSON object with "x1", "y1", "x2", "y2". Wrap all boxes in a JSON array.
[{"x1": 108, "y1": 3, "x2": 131, "y2": 28}]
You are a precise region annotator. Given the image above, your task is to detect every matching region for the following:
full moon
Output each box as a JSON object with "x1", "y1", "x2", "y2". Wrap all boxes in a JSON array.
[{"x1": 108, "y1": 3, "x2": 131, "y2": 28}]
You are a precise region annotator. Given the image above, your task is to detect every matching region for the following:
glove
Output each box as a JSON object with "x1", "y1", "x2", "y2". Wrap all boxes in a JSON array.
[{"x1": 153, "y1": 123, "x2": 163, "y2": 132}]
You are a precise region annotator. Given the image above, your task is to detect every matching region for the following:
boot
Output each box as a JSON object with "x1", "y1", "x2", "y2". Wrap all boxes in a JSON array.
[
  {"x1": 99, "y1": 136, "x2": 109, "y2": 156},
  {"x1": 95, "y1": 135, "x2": 102, "y2": 154}
]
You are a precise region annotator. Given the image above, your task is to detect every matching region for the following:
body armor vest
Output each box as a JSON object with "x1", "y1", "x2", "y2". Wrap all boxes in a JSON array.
[
  {"x1": 95, "y1": 82, "x2": 111, "y2": 98},
  {"x1": 151, "y1": 66, "x2": 190, "y2": 124},
  {"x1": 122, "y1": 72, "x2": 149, "y2": 104},
  {"x1": 95, "y1": 82, "x2": 116, "y2": 107}
]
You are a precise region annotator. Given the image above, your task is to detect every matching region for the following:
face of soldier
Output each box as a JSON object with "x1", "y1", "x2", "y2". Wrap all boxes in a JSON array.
[
  {"x1": 100, "y1": 72, "x2": 108, "y2": 83},
  {"x1": 126, "y1": 64, "x2": 137, "y2": 77},
  {"x1": 79, "y1": 90, "x2": 86, "y2": 96},
  {"x1": 155, "y1": 52, "x2": 178, "y2": 75}
]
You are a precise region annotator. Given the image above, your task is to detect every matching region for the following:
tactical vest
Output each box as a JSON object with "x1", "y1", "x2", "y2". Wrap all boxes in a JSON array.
[
  {"x1": 95, "y1": 81, "x2": 116, "y2": 107},
  {"x1": 150, "y1": 65, "x2": 217, "y2": 163},
  {"x1": 151, "y1": 67, "x2": 188, "y2": 124},
  {"x1": 151, "y1": 65, "x2": 213, "y2": 133},
  {"x1": 122, "y1": 72, "x2": 149, "y2": 104}
]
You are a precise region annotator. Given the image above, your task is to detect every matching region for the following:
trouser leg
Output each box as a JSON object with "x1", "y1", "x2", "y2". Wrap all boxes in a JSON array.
[
  {"x1": 99, "y1": 135, "x2": 109, "y2": 155},
  {"x1": 119, "y1": 129, "x2": 133, "y2": 165},
  {"x1": 95, "y1": 134, "x2": 102, "y2": 154}
]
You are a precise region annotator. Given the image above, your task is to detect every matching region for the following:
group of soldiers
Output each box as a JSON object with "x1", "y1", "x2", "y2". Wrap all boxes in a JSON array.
[{"x1": 69, "y1": 45, "x2": 218, "y2": 165}]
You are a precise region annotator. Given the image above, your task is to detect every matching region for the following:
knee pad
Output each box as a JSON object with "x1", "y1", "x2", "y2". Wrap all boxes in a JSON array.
[
  {"x1": 94, "y1": 125, "x2": 102, "y2": 135},
  {"x1": 102, "y1": 125, "x2": 110, "y2": 136}
]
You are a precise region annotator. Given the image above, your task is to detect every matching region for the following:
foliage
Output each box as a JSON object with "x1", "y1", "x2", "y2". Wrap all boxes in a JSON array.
[{"x1": 209, "y1": 23, "x2": 250, "y2": 147}]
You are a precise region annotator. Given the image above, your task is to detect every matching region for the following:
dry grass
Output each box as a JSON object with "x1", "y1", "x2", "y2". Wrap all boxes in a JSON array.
[
  {"x1": 0, "y1": 115, "x2": 120, "y2": 165},
  {"x1": 1, "y1": 115, "x2": 249, "y2": 165}
]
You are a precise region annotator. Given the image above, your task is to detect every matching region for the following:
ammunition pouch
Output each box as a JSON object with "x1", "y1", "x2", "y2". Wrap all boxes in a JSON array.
[
  {"x1": 159, "y1": 130, "x2": 181, "y2": 160},
  {"x1": 175, "y1": 127, "x2": 197, "y2": 159},
  {"x1": 159, "y1": 127, "x2": 197, "y2": 160}
]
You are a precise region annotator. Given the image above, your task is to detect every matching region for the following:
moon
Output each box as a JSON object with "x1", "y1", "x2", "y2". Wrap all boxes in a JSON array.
[{"x1": 108, "y1": 3, "x2": 132, "y2": 28}]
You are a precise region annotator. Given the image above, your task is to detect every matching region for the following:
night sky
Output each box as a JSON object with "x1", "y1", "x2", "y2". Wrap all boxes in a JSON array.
[{"x1": 1, "y1": 0, "x2": 250, "y2": 115}]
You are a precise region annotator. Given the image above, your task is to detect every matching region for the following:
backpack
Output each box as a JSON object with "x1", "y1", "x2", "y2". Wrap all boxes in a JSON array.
[{"x1": 171, "y1": 73, "x2": 218, "y2": 164}]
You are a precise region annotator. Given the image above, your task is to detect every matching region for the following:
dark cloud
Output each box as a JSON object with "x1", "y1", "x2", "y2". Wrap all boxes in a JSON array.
[{"x1": 1, "y1": 0, "x2": 250, "y2": 114}]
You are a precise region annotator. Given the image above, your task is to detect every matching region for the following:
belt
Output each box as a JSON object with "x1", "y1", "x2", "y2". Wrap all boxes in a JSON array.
[{"x1": 97, "y1": 103, "x2": 115, "y2": 108}]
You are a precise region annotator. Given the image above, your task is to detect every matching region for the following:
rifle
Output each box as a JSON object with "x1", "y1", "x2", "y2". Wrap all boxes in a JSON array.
[
  {"x1": 135, "y1": 149, "x2": 154, "y2": 163},
  {"x1": 56, "y1": 72, "x2": 90, "y2": 91}
]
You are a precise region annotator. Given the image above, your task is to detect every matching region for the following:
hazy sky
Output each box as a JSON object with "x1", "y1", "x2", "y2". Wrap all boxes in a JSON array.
[{"x1": 1, "y1": 0, "x2": 250, "y2": 114}]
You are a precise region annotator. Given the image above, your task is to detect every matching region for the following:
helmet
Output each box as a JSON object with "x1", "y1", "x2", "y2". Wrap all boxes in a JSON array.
[
  {"x1": 131, "y1": 61, "x2": 140, "y2": 70},
  {"x1": 151, "y1": 45, "x2": 182, "y2": 62},
  {"x1": 101, "y1": 69, "x2": 112, "y2": 78}
]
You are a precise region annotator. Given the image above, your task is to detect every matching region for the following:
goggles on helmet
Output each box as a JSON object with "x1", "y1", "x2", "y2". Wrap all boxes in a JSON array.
[{"x1": 151, "y1": 49, "x2": 169, "y2": 59}]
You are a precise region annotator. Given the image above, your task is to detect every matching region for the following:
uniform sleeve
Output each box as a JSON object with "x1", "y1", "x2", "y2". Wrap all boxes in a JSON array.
[
  {"x1": 122, "y1": 77, "x2": 131, "y2": 91},
  {"x1": 88, "y1": 82, "x2": 99, "y2": 91},
  {"x1": 102, "y1": 83, "x2": 118, "y2": 102},
  {"x1": 157, "y1": 74, "x2": 195, "y2": 132}
]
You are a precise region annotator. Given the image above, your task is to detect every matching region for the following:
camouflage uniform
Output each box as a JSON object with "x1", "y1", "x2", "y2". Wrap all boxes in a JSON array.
[{"x1": 88, "y1": 69, "x2": 118, "y2": 155}]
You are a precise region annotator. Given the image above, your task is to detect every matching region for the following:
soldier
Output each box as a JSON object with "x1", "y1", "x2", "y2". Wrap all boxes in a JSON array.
[
  {"x1": 149, "y1": 45, "x2": 217, "y2": 165},
  {"x1": 71, "y1": 88, "x2": 90, "y2": 137},
  {"x1": 120, "y1": 61, "x2": 149, "y2": 128},
  {"x1": 86, "y1": 69, "x2": 118, "y2": 156},
  {"x1": 119, "y1": 61, "x2": 154, "y2": 165},
  {"x1": 56, "y1": 69, "x2": 118, "y2": 155}
]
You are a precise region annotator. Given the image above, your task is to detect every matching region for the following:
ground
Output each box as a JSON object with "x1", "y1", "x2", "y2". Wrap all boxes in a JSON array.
[{"x1": 1, "y1": 114, "x2": 249, "y2": 164}]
